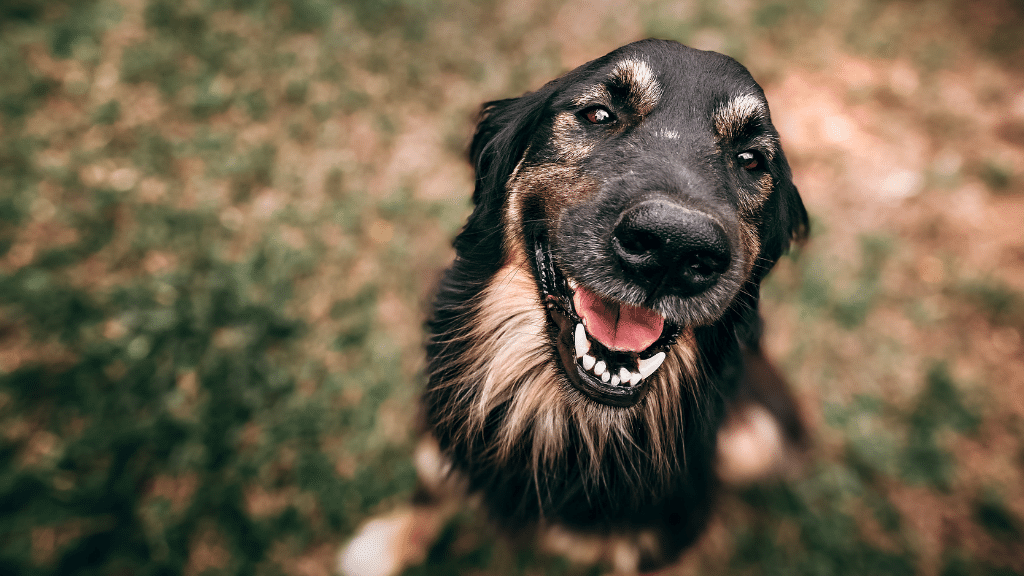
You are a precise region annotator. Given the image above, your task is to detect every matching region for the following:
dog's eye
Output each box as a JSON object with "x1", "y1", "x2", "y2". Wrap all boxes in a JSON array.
[
  {"x1": 737, "y1": 150, "x2": 763, "y2": 171},
  {"x1": 580, "y1": 106, "x2": 615, "y2": 125}
]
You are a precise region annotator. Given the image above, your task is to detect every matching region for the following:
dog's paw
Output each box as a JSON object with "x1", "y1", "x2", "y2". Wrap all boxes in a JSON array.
[
  {"x1": 715, "y1": 403, "x2": 787, "y2": 485},
  {"x1": 337, "y1": 507, "x2": 441, "y2": 576}
]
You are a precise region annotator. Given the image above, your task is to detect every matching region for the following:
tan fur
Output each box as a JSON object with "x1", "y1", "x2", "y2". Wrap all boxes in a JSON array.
[
  {"x1": 736, "y1": 173, "x2": 774, "y2": 215},
  {"x1": 713, "y1": 93, "x2": 768, "y2": 141},
  {"x1": 716, "y1": 403, "x2": 786, "y2": 484},
  {"x1": 551, "y1": 112, "x2": 596, "y2": 162},
  {"x1": 609, "y1": 57, "x2": 663, "y2": 117},
  {"x1": 433, "y1": 246, "x2": 703, "y2": 493},
  {"x1": 738, "y1": 219, "x2": 761, "y2": 278},
  {"x1": 570, "y1": 85, "x2": 612, "y2": 108},
  {"x1": 503, "y1": 159, "x2": 585, "y2": 269}
]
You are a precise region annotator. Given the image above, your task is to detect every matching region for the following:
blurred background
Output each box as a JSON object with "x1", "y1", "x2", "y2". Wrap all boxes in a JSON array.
[{"x1": 1, "y1": 0, "x2": 1022, "y2": 574}]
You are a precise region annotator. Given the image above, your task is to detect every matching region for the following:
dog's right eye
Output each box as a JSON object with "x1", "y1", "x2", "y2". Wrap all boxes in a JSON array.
[
  {"x1": 580, "y1": 106, "x2": 616, "y2": 125},
  {"x1": 737, "y1": 150, "x2": 764, "y2": 171}
]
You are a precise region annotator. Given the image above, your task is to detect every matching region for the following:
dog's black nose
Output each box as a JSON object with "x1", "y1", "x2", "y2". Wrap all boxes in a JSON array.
[{"x1": 612, "y1": 200, "x2": 731, "y2": 295}]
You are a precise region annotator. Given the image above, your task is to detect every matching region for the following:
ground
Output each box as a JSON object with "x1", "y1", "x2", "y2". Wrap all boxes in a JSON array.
[{"x1": 0, "y1": 0, "x2": 1023, "y2": 574}]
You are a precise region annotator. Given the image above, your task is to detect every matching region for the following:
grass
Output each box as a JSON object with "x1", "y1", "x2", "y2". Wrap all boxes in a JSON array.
[{"x1": 1, "y1": 0, "x2": 1023, "y2": 574}]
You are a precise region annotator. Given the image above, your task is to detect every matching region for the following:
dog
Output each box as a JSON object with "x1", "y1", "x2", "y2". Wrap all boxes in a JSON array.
[{"x1": 340, "y1": 38, "x2": 808, "y2": 575}]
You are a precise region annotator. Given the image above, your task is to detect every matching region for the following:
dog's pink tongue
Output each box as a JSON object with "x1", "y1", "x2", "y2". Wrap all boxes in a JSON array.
[{"x1": 572, "y1": 286, "x2": 664, "y2": 352}]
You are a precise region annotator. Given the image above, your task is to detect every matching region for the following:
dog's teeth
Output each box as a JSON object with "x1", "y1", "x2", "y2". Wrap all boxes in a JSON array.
[
  {"x1": 628, "y1": 371, "x2": 642, "y2": 386},
  {"x1": 568, "y1": 277, "x2": 578, "y2": 290},
  {"x1": 601, "y1": 371, "x2": 610, "y2": 382},
  {"x1": 582, "y1": 354, "x2": 596, "y2": 370},
  {"x1": 619, "y1": 367, "x2": 631, "y2": 382},
  {"x1": 574, "y1": 323, "x2": 590, "y2": 357},
  {"x1": 610, "y1": 374, "x2": 620, "y2": 386},
  {"x1": 637, "y1": 352, "x2": 666, "y2": 380},
  {"x1": 594, "y1": 360, "x2": 607, "y2": 376}
]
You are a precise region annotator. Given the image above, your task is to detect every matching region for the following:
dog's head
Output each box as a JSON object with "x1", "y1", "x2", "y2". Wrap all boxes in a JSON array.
[
  {"x1": 425, "y1": 40, "x2": 806, "y2": 523},
  {"x1": 456, "y1": 39, "x2": 807, "y2": 408}
]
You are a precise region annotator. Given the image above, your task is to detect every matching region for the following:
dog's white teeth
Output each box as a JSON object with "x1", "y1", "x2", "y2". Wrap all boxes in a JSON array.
[
  {"x1": 574, "y1": 323, "x2": 590, "y2": 357},
  {"x1": 637, "y1": 351, "x2": 666, "y2": 380},
  {"x1": 575, "y1": 327, "x2": 654, "y2": 388},
  {"x1": 567, "y1": 277, "x2": 578, "y2": 290}
]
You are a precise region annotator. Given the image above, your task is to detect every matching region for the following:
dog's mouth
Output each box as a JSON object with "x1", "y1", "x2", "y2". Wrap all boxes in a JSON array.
[{"x1": 534, "y1": 236, "x2": 683, "y2": 407}]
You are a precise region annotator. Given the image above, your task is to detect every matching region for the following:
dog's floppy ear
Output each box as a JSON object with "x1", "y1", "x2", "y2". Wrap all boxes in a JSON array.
[
  {"x1": 735, "y1": 159, "x2": 807, "y2": 347},
  {"x1": 468, "y1": 91, "x2": 551, "y2": 205},
  {"x1": 453, "y1": 88, "x2": 553, "y2": 256},
  {"x1": 780, "y1": 150, "x2": 810, "y2": 247},
  {"x1": 755, "y1": 149, "x2": 809, "y2": 279}
]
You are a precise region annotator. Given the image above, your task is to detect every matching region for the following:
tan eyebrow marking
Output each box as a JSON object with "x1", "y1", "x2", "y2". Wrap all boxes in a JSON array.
[
  {"x1": 714, "y1": 94, "x2": 778, "y2": 160},
  {"x1": 608, "y1": 57, "x2": 663, "y2": 116},
  {"x1": 569, "y1": 57, "x2": 663, "y2": 118},
  {"x1": 713, "y1": 94, "x2": 768, "y2": 138},
  {"x1": 571, "y1": 85, "x2": 611, "y2": 107}
]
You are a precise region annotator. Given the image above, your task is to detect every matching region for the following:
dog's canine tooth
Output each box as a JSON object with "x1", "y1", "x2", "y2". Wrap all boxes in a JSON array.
[
  {"x1": 628, "y1": 371, "x2": 642, "y2": 386},
  {"x1": 637, "y1": 352, "x2": 667, "y2": 379},
  {"x1": 594, "y1": 360, "x2": 607, "y2": 376},
  {"x1": 574, "y1": 323, "x2": 589, "y2": 357},
  {"x1": 582, "y1": 354, "x2": 596, "y2": 370}
]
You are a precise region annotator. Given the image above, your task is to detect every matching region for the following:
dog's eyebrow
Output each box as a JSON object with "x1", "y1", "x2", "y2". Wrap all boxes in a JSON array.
[
  {"x1": 568, "y1": 58, "x2": 662, "y2": 116},
  {"x1": 571, "y1": 84, "x2": 612, "y2": 107},
  {"x1": 608, "y1": 57, "x2": 663, "y2": 116},
  {"x1": 714, "y1": 94, "x2": 780, "y2": 159},
  {"x1": 713, "y1": 94, "x2": 769, "y2": 139}
]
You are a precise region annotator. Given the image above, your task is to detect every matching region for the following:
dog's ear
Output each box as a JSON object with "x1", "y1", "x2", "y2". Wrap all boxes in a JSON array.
[
  {"x1": 468, "y1": 91, "x2": 551, "y2": 206},
  {"x1": 754, "y1": 149, "x2": 809, "y2": 280},
  {"x1": 734, "y1": 151, "x2": 807, "y2": 347},
  {"x1": 778, "y1": 175, "x2": 809, "y2": 251},
  {"x1": 781, "y1": 158, "x2": 810, "y2": 247},
  {"x1": 452, "y1": 89, "x2": 553, "y2": 256}
]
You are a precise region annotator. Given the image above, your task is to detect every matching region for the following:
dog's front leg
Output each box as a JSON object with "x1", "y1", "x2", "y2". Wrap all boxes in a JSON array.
[
  {"x1": 337, "y1": 437, "x2": 458, "y2": 576},
  {"x1": 716, "y1": 345, "x2": 808, "y2": 484}
]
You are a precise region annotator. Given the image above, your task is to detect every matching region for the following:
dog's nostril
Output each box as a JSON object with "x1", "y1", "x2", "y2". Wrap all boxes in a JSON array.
[
  {"x1": 613, "y1": 200, "x2": 731, "y2": 295},
  {"x1": 617, "y1": 228, "x2": 664, "y2": 255},
  {"x1": 684, "y1": 249, "x2": 730, "y2": 275}
]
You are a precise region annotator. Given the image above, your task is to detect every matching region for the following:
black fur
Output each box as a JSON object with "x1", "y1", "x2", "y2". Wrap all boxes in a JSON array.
[{"x1": 423, "y1": 39, "x2": 808, "y2": 570}]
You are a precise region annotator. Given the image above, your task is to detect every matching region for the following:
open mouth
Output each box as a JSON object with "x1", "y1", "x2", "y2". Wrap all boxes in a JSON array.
[{"x1": 534, "y1": 235, "x2": 683, "y2": 407}]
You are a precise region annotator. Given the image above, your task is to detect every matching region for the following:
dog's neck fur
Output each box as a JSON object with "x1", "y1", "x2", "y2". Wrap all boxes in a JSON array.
[{"x1": 423, "y1": 241, "x2": 749, "y2": 542}]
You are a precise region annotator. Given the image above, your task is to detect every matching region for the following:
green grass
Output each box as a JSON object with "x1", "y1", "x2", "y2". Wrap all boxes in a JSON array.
[{"x1": 1, "y1": 0, "x2": 1023, "y2": 574}]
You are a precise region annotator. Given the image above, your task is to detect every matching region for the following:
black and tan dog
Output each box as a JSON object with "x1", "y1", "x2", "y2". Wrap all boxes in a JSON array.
[{"x1": 340, "y1": 39, "x2": 808, "y2": 575}]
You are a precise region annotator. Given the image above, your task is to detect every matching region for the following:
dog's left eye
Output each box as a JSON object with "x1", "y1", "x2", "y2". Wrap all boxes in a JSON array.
[
  {"x1": 737, "y1": 151, "x2": 763, "y2": 171},
  {"x1": 580, "y1": 106, "x2": 616, "y2": 125}
]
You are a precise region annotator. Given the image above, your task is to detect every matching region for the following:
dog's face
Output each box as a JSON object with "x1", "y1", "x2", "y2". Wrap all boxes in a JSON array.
[
  {"x1": 469, "y1": 40, "x2": 807, "y2": 408},
  {"x1": 425, "y1": 39, "x2": 806, "y2": 528}
]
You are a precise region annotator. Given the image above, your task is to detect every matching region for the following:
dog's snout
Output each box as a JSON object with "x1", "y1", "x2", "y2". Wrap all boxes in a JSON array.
[{"x1": 612, "y1": 200, "x2": 731, "y2": 295}]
